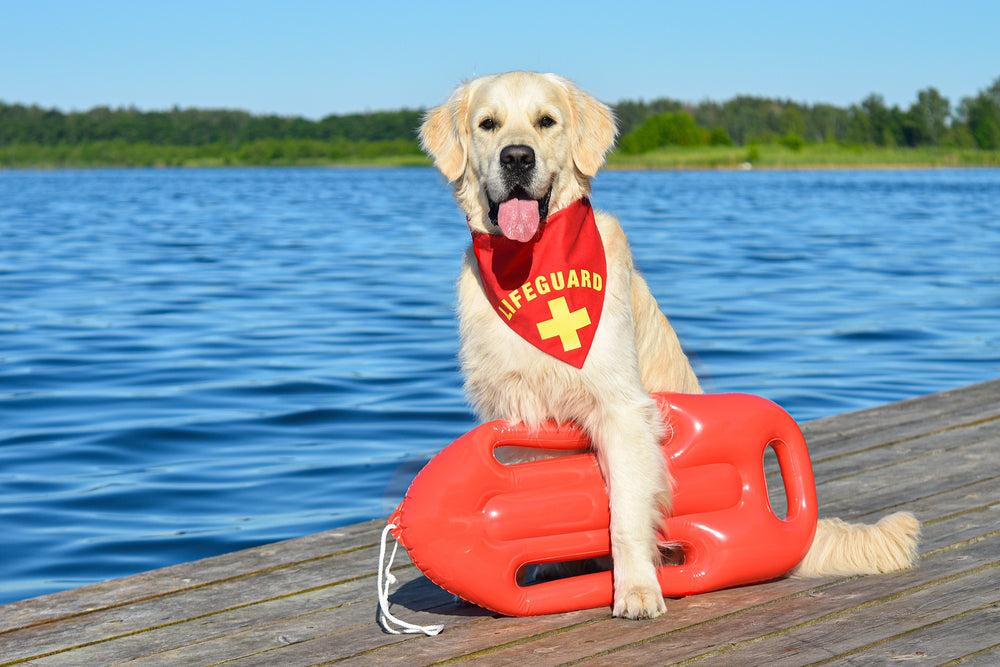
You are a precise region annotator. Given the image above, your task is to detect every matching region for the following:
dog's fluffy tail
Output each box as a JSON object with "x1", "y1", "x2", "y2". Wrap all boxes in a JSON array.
[{"x1": 792, "y1": 512, "x2": 920, "y2": 578}]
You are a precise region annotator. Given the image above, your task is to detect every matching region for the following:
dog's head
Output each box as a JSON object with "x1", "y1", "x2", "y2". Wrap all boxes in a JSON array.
[{"x1": 420, "y1": 71, "x2": 617, "y2": 240}]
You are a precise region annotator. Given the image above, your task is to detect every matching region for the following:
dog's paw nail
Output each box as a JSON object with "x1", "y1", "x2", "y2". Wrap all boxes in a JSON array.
[{"x1": 613, "y1": 586, "x2": 666, "y2": 620}]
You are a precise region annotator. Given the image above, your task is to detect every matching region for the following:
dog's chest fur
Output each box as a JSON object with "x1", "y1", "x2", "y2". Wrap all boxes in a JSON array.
[{"x1": 455, "y1": 212, "x2": 643, "y2": 429}]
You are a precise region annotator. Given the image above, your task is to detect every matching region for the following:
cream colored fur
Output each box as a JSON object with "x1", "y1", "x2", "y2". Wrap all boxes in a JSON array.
[
  {"x1": 420, "y1": 71, "x2": 919, "y2": 619},
  {"x1": 794, "y1": 513, "x2": 921, "y2": 577}
]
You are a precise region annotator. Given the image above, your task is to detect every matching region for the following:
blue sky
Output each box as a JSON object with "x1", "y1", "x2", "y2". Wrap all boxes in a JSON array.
[{"x1": 3, "y1": 0, "x2": 998, "y2": 119}]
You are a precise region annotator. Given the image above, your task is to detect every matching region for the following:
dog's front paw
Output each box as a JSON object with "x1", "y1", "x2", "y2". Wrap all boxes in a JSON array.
[{"x1": 613, "y1": 584, "x2": 666, "y2": 619}]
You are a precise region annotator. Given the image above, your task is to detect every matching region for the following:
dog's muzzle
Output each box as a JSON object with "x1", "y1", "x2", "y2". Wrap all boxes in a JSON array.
[{"x1": 487, "y1": 144, "x2": 552, "y2": 240}]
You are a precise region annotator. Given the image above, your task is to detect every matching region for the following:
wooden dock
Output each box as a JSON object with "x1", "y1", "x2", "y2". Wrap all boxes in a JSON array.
[{"x1": 2, "y1": 379, "x2": 998, "y2": 666}]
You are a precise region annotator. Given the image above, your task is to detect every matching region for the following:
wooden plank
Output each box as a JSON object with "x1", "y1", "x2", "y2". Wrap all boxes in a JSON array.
[
  {"x1": 217, "y1": 607, "x2": 607, "y2": 667},
  {"x1": 15, "y1": 578, "x2": 460, "y2": 667},
  {"x1": 688, "y1": 561, "x2": 1000, "y2": 665},
  {"x1": 306, "y1": 588, "x2": 800, "y2": 667},
  {"x1": 154, "y1": 419, "x2": 988, "y2": 667},
  {"x1": 741, "y1": 382, "x2": 998, "y2": 524},
  {"x1": 939, "y1": 642, "x2": 1000, "y2": 667},
  {"x1": 811, "y1": 432, "x2": 1000, "y2": 518},
  {"x1": 7, "y1": 567, "x2": 413, "y2": 666},
  {"x1": 825, "y1": 604, "x2": 1000, "y2": 666},
  {"x1": 0, "y1": 536, "x2": 393, "y2": 664},
  {"x1": 801, "y1": 378, "x2": 1000, "y2": 457},
  {"x1": 805, "y1": 408, "x2": 999, "y2": 483},
  {"x1": 0, "y1": 518, "x2": 385, "y2": 633},
  {"x1": 340, "y1": 445, "x2": 1000, "y2": 665},
  {"x1": 898, "y1": 476, "x2": 1000, "y2": 540},
  {"x1": 314, "y1": 489, "x2": 1000, "y2": 666},
  {"x1": 524, "y1": 522, "x2": 1000, "y2": 666},
  {"x1": 0, "y1": 381, "x2": 996, "y2": 666},
  {"x1": 756, "y1": 418, "x2": 1000, "y2": 530}
]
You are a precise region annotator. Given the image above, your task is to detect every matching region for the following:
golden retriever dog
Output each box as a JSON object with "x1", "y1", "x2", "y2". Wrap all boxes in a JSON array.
[{"x1": 420, "y1": 71, "x2": 919, "y2": 619}]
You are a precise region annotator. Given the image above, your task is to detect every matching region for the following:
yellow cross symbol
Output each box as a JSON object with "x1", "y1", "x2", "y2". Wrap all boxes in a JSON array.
[{"x1": 537, "y1": 296, "x2": 591, "y2": 352}]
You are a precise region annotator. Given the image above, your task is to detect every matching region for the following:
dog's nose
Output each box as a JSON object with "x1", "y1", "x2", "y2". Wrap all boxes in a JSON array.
[{"x1": 500, "y1": 144, "x2": 535, "y2": 170}]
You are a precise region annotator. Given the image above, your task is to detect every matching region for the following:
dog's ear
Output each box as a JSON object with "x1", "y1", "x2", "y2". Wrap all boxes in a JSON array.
[
  {"x1": 420, "y1": 83, "x2": 472, "y2": 182},
  {"x1": 565, "y1": 82, "x2": 618, "y2": 178}
]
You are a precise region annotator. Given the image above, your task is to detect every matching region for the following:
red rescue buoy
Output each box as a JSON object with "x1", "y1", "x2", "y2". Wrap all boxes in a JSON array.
[{"x1": 387, "y1": 392, "x2": 818, "y2": 617}]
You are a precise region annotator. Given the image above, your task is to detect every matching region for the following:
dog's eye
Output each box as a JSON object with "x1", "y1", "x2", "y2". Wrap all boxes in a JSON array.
[
  {"x1": 479, "y1": 118, "x2": 497, "y2": 131},
  {"x1": 538, "y1": 115, "x2": 556, "y2": 129}
]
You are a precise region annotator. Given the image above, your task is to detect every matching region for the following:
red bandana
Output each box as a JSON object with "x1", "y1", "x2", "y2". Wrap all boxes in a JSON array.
[{"x1": 471, "y1": 198, "x2": 606, "y2": 369}]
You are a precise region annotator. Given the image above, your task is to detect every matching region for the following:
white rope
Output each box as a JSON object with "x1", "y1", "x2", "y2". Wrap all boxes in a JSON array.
[{"x1": 376, "y1": 522, "x2": 444, "y2": 636}]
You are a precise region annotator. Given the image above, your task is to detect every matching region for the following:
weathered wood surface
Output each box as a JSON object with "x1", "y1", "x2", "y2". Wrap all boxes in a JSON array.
[{"x1": 1, "y1": 379, "x2": 998, "y2": 666}]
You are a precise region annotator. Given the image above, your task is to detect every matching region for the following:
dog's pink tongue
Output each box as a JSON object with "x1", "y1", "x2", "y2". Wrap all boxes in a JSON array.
[{"x1": 498, "y1": 198, "x2": 540, "y2": 242}]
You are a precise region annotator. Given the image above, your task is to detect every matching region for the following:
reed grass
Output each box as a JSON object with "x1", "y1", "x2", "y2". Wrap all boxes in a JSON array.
[
  {"x1": 3, "y1": 140, "x2": 998, "y2": 170},
  {"x1": 606, "y1": 143, "x2": 1000, "y2": 170}
]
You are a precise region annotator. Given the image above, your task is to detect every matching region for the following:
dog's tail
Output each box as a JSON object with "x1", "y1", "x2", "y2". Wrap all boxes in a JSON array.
[{"x1": 792, "y1": 512, "x2": 920, "y2": 578}]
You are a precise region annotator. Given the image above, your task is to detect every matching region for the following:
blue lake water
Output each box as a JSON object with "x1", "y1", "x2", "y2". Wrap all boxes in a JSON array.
[{"x1": 1, "y1": 166, "x2": 998, "y2": 604}]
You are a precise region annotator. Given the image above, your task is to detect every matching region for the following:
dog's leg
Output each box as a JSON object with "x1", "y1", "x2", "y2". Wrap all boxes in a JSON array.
[{"x1": 588, "y1": 396, "x2": 669, "y2": 620}]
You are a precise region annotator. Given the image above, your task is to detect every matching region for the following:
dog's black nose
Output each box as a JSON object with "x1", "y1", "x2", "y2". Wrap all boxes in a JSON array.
[{"x1": 500, "y1": 144, "x2": 535, "y2": 170}]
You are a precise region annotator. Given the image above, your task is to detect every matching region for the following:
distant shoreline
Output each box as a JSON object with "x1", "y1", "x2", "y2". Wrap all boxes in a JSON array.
[
  {"x1": 604, "y1": 162, "x2": 997, "y2": 172},
  {"x1": 605, "y1": 144, "x2": 1000, "y2": 170},
  {"x1": 2, "y1": 143, "x2": 998, "y2": 171}
]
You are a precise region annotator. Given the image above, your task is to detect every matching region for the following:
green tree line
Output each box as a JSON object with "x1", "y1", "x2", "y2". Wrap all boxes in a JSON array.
[
  {"x1": 0, "y1": 137, "x2": 426, "y2": 168},
  {"x1": 617, "y1": 75, "x2": 1000, "y2": 153},
  {"x1": 0, "y1": 104, "x2": 424, "y2": 146},
  {"x1": 1, "y1": 75, "x2": 998, "y2": 166},
  {"x1": 0, "y1": 105, "x2": 428, "y2": 166}
]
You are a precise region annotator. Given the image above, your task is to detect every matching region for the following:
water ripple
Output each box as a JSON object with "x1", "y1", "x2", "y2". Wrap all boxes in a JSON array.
[{"x1": 1, "y1": 166, "x2": 998, "y2": 603}]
